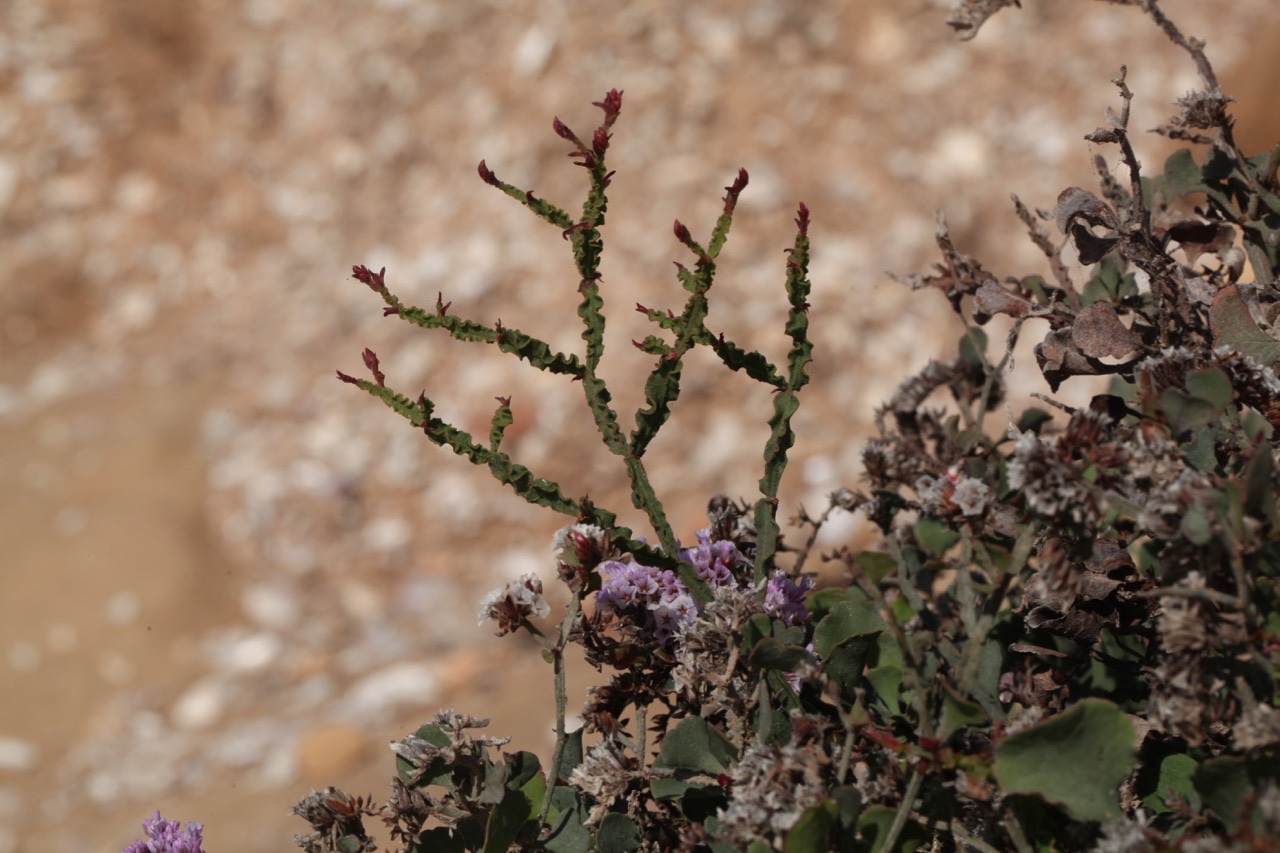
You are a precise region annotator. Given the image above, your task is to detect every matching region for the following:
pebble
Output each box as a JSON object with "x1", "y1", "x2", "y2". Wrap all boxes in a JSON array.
[
  {"x1": 512, "y1": 26, "x2": 555, "y2": 78},
  {"x1": 0, "y1": 738, "x2": 37, "y2": 772},
  {"x1": 205, "y1": 627, "x2": 283, "y2": 674},
  {"x1": 171, "y1": 677, "x2": 229, "y2": 730},
  {"x1": 344, "y1": 662, "x2": 440, "y2": 723},
  {"x1": 241, "y1": 582, "x2": 301, "y2": 631},
  {"x1": 104, "y1": 591, "x2": 140, "y2": 625},
  {"x1": 361, "y1": 516, "x2": 411, "y2": 553}
]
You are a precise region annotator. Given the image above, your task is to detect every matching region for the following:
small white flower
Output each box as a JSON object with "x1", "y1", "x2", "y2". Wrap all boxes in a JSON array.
[
  {"x1": 952, "y1": 476, "x2": 993, "y2": 516},
  {"x1": 477, "y1": 573, "x2": 550, "y2": 635}
]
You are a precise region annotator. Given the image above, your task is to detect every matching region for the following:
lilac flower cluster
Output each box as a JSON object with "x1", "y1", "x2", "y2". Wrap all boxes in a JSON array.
[
  {"x1": 680, "y1": 528, "x2": 748, "y2": 588},
  {"x1": 122, "y1": 812, "x2": 205, "y2": 853},
  {"x1": 595, "y1": 559, "x2": 697, "y2": 646},
  {"x1": 764, "y1": 570, "x2": 815, "y2": 627},
  {"x1": 595, "y1": 529, "x2": 811, "y2": 646}
]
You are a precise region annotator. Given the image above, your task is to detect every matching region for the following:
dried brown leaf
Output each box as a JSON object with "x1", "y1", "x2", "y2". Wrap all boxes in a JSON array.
[
  {"x1": 1072, "y1": 301, "x2": 1140, "y2": 359},
  {"x1": 974, "y1": 280, "x2": 1034, "y2": 318}
]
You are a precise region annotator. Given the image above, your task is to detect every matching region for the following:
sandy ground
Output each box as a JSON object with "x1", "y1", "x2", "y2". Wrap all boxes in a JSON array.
[{"x1": 2, "y1": 1, "x2": 1278, "y2": 850}]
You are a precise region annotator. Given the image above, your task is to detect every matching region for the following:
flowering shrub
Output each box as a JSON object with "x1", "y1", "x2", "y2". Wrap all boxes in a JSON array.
[{"x1": 115, "y1": 1, "x2": 1280, "y2": 851}]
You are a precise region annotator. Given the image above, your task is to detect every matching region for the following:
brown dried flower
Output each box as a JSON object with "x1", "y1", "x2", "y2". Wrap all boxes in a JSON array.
[
  {"x1": 717, "y1": 720, "x2": 830, "y2": 848},
  {"x1": 568, "y1": 738, "x2": 635, "y2": 826}
]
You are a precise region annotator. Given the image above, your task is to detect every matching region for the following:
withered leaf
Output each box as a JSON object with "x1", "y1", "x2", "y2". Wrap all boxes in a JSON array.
[
  {"x1": 1024, "y1": 605, "x2": 1116, "y2": 644},
  {"x1": 1069, "y1": 222, "x2": 1120, "y2": 265},
  {"x1": 1166, "y1": 217, "x2": 1236, "y2": 264},
  {"x1": 1053, "y1": 188, "x2": 1121, "y2": 264},
  {"x1": 974, "y1": 280, "x2": 1033, "y2": 318},
  {"x1": 1077, "y1": 572, "x2": 1123, "y2": 602},
  {"x1": 1053, "y1": 187, "x2": 1118, "y2": 234},
  {"x1": 1085, "y1": 539, "x2": 1134, "y2": 575},
  {"x1": 1072, "y1": 301, "x2": 1140, "y2": 359},
  {"x1": 1036, "y1": 327, "x2": 1102, "y2": 391}
]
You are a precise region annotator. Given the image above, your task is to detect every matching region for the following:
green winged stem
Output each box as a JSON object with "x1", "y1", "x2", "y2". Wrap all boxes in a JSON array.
[
  {"x1": 753, "y1": 204, "x2": 813, "y2": 580},
  {"x1": 393, "y1": 305, "x2": 585, "y2": 378},
  {"x1": 631, "y1": 173, "x2": 746, "y2": 458}
]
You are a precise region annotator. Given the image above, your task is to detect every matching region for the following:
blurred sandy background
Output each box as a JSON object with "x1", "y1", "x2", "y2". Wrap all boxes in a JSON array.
[{"x1": 1, "y1": 0, "x2": 1277, "y2": 849}]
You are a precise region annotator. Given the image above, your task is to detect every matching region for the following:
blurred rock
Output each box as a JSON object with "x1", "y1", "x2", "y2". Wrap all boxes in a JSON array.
[{"x1": 296, "y1": 722, "x2": 370, "y2": 779}]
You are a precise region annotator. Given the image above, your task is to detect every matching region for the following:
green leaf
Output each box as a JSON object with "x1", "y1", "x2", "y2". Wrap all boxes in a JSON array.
[
  {"x1": 1244, "y1": 444, "x2": 1276, "y2": 524},
  {"x1": 821, "y1": 637, "x2": 878, "y2": 706},
  {"x1": 938, "y1": 681, "x2": 988, "y2": 740},
  {"x1": 1180, "y1": 503, "x2": 1214, "y2": 546},
  {"x1": 1160, "y1": 388, "x2": 1220, "y2": 435},
  {"x1": 888, "y1": 594, "x2": 916, "y2": 625},
  {"x1": 856, "y1": 805, "x2": 929, "y2": 853},
  {"x1": 652, "y1": 781, "x2": 728, "y2": 824},
  {"x1": 1194, "y1": 756, "x2": 1253, "y2": 833},
  {"x1": 914, "y1": 516, "x2": 960, "y2": 556},
  {"x1": 865, "y1": 665, "x2": 903, "y2": 716},
  {"x1": 958, "y1": 327, "x2": 989, "y2": 367},
  {"x1": 483, "y1": 787, "x2": 536, "y2": 853},
  {"x1": 397, "y1": 724, "x2": 455, "y2": 789},
  {"x1": 813, "y1": 600, "x2": 885, "y2": 659},
  {"x1": 1141, "y1": 753, "x2": 1198, "y2": 814},
  {"x1": 549, "y1": 729, "x2": 583, "y2": 786},
  {"x1": 1082, "y1": 255, "x2": 1122, "y2": 305},
  {"x1": 1185, "y1": 367, "x2": 1233, "y2": 410},
  {"x1": 543, "y1": 785, "x2": 592, "y2": 853},
  {"x1": 1181, "y1": 425, "x2": 1217, "y2": 473},
  {"x1": 1193, "y1": 755, "x2": 1280, "y2": 833},
  {"x1": 855, "y1": 552, "x2": 897, "y2": 585},
  {"x1": 750, "y1": 637, "x2": 815, "y2": 672},
  {"x1": 596, "y1": 813, "x2": 641, "y2": 853},
  {"x1": 1211, "y1": 285, "x2": 1280, "y2": 367},
  {"x1": 784, "y1": 800, "x2": 836, "y2": 853},
  {"x1": 1243, "y1": 407, "x2": 1274, "y2": 442},
  {"x1": 994, "y1": 698, "x2": 1137, "y2": 823},
  {"x1": 653, "y1": 716, "x2": 736, "y2": 775},
  {"x1": 409, "y1": 827, "x2": 467, "y2": 853},
  {"x1": 1016, "y1": 407, "x2": 1054, "y2": 435},
  {"x1": 1160, "y1": 367, "x2": 1232, "y2": 437},
  {"x1": 1243, "y1": 214, "x2": 1280, "y2": 281},
  {"x1": 479, "y1": 752, "x2": 509, "y2": 806},
  {"x1": 1157, "y1": 148, "x2": 1207, "y2": 200},
  {"x1": 830, "y1": 785, "x2": 862, "y2": 838}
]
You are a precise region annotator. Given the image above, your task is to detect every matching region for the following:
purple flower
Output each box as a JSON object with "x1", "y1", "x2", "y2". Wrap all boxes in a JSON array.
[
  {"x1": 122, "y1": 812, "x2": 205, "y2": 853},
  {"x1": 652, "y1": 592, "x2": 698, "y2": 645},
  {"x1": 680, "y1": 528, "x2": 748, "y2": 590},
  {"x1": 764, "y1": 571, "x2": 814, "y2": 626},
  {"x1": 596, "y1": 558, "x2": 696, "y2": 646}
]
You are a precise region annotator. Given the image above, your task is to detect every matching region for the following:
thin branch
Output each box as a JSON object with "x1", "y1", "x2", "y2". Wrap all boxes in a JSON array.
[
  {"x1": 1013, "y1": 194, "x2": 1078, "y2": 305},
  {"x1": 539, "y1": 593, "x2": 582, "y2": 827},
  {"x1": 881, "y1": 769, "x2": 924, "y2": 853}
]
